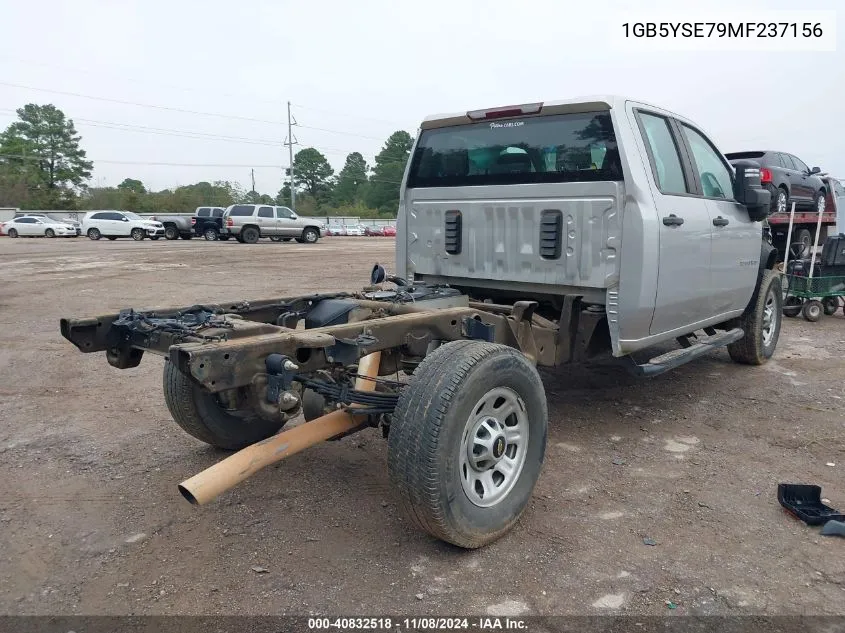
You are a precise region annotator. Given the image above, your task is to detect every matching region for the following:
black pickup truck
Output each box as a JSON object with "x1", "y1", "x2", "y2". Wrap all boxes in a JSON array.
[{"x1": 192, "y1": 207, "x2": 228, "y2": 241}]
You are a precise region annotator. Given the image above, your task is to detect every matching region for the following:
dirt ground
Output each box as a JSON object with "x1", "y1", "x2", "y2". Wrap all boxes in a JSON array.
[{"x1": 0, "y1": 235, "x2": 843, "y2": 617}]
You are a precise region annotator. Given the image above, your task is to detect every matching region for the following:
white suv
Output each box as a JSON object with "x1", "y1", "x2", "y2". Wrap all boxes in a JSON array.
[{"x1": 82, "y1": 211, "x2": 165, "y2": 241}]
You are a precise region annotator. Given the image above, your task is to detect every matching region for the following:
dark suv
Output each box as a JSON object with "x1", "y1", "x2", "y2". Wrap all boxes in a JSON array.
[{"x1": 725, "y1": 151, "x2": 827, "y2": 215}]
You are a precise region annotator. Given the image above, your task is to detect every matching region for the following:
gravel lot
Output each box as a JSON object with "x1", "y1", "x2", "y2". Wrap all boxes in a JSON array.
[{"x1": 0, "y1": 236, "x2": 843, "y2": 616}]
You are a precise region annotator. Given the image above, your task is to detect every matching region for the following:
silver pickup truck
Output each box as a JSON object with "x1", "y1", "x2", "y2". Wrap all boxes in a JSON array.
[{"x1": 60, "y1": 95, "x2": 780, "y2": 549}]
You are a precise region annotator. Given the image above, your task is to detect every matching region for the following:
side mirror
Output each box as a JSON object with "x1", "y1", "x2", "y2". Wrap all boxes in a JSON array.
[
  {"x1": 811, "y1": 166, "x2": 821, "y2": 175},
  {"x1": 732, "y1": 159, "x2": 771, "y2": 222},
  {"x1": 122, "y1": 217, "x2": 129, "y2": 222}
]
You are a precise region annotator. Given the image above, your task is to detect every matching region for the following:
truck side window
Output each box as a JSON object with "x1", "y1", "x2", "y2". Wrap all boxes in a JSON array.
[
  {"x1": 258, "y1": 207, "x2": 274, "y2": 218},
  {"x1": 638, "y1": 113, "x2": 688, "y2": 195},
  {"x1": 680, "y1": 125, "x2": 734, "y2": 200}
]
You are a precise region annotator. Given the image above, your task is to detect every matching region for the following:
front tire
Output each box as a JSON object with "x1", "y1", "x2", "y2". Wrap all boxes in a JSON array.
[
  {"x1": 162, "y1": 361, "x2": 286, "y2": 450},
  {"x1": 388, "y1": 340, "x2": 548, "y2": 548},
  {"x1": 131, "y1": 228, "x2": 145, "y2": 241},
  {"x1": 87, "y1": 228, "x2": 101, "y2": 240},
  {"x1": 803, "y1": 299, "x2": 823, "y2": 322},
  {"x1": 728, "y1": 270, "x2": 782, "y2": 365},
  {"x1": 300, "y1": 227, "x2": 319, "y2": 244}
]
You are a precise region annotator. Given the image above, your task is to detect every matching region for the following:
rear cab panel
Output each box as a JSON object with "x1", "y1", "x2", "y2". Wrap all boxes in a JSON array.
[{"x1": 397, "y1": 97, "x2": 641, "y2": 356}]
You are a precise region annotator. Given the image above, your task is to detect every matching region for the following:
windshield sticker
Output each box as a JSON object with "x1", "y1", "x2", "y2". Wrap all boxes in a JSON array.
[{"x1": 490, "y1": 121, "x2": 525, "y2": 129}]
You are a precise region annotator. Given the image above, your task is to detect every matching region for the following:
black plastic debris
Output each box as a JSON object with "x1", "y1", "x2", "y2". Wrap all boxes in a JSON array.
[{"x1": 777, "y1": 484, "x2": 845, "y2": 526}]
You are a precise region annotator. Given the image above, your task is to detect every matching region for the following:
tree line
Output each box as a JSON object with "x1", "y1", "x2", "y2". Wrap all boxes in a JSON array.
[{"x1": 0, "y1": 103, "x2": 413, "y2": 217}]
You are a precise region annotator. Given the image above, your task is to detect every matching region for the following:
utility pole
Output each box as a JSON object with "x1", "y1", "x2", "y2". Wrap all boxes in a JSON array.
[
  {"x1": 284, "y1": 101, "x2": 298, "y2": 211},
  {"x1": 251, "y1": 168, "x2": 256, "y2": 201}
]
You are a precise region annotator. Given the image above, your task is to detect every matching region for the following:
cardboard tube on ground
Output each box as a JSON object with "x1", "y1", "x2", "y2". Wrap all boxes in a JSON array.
[{"x1": 178, "y1": 351, "x2": 381, "y2": 505}]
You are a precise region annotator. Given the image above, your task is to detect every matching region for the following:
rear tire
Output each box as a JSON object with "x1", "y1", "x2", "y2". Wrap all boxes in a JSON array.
[
  {"x1": 87, "y1": 228, "x2": 100, "y2": 240},
  {"x1": 164, "y1": 226, "x2": 179, "y2": 240},
  {"x1": 131, "y1": 228, "x2": 145, "y2": 241},
  {"x1": 203, "y1": 228, "x2": 218, "y2": 241},
  {"x1": 162, "y1": 361, "x2": 286, "y2": 450},
  {"x1": 241, "y1": 226, "x2": 260, "y2": 244},
  {"x1": 8, "y1": 228, "x2": 18, "y2": 238},
  {"x1": 794, "y1": 228, "x2": 812, "y2": 259},
  {"x1": 773, "y1": 187, "x2": 788, "y2": 214},
  {"x1": 803, "y1": 299, "x2": 823, "y2": 322},
  {"x1": 728, "y1": 270, "x2": 782, "y2": 365},
  {"x1": 783, "y1": 296, "x2": 803, "y2": 318},
  {"x1": 45, "y1": 228, "x2": 55, "y2": 238},
  {"x1": 823, "y1": 297, "x2": 839, "y2": 316},
  {"x1": 387, "y1": 340, "x2": 548, "y2": 548}
]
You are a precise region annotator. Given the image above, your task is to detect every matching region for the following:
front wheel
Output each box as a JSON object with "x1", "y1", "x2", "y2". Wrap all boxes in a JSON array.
[
  {"x1": 388, "y1": 340, "x2": 548, "y2": 548},
  {"x1": 803, "y1": 299, "x2": 823, "y2": 322},
  {"x1": 728, "y1": 269, "x2": 782, "y2": 365},
  {"x1": 87, "y1": 228, "x2": 101, "y2": 240},
  {"x1": 300, "y1": 228, "x2": 319, "y2": 244},
  {"x1": 131, "y1": 228, "x2": 145, "y2": 241},
  {"x1": 162, "y1": 361, "x2": 286, "y2": 450}
]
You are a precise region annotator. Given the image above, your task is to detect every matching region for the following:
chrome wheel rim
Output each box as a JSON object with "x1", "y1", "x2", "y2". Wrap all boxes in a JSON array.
[
  {"x1": 762, "y1": 288, "x2": 778, "y2": 347},
  {"x1": 459, "y1": 387, "x2": 528, "y2": 508},
  {"x1": 777, "y1": 192, "x2": 787, "y2": 214}
]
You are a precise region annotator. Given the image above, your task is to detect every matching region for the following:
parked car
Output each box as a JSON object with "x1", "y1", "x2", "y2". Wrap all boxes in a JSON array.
[
  {"x1": 82, "y1": 211, "x2": 165, "y2": 241},
  {"x1": 364, "y1": 225, "x2": 384, "y2": 236},
  {"x1": 0, "y1": 221, "x2": 6, "y2": 236},
  {"x1": 330, "y1": 225, "x2": 347, "y2": 236},
  {"x1": 142, "y1": 214, "x2": 194, "y2": 240},
  {"x1": 219, "y1": 204, "x2": 322, "y2": 244},
  {"x1": 725, "y1": 151, "x2": 827, "y2": 214},
  {"x1": 725, "y1": 151, "x2": 832, "y2": 257},
  {"x1": 192, "y1": 207, "x2": 228, "y2": 241},
  {"x1": 4, "y1": 215, "x2": 78, "y2": 238},
  {"x1": 345, "y1": 225, "x2": 364, "y2": 236},
  {"x1": 18, "y1": 213, "x2": 82, "y2": 235},
  {"x1": 382, "y1": 225, "x2": 396, "y2": 237}
]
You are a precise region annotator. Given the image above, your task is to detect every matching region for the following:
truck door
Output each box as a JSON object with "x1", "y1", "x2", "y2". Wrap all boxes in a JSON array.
[
  {"x1": 678, "y1": 124, "x2": 760, "y2": 315},
  {"x1": 256, "y1": 206, "x2": 276, "y2": 236},
  {"x1": 635, "y1": 110, "x2": 714, "y2": 335}
]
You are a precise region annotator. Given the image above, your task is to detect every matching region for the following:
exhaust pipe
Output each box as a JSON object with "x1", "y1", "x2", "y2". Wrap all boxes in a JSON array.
[{"x1": 178, "y1": 352, "x2": 382, "y2": 505}]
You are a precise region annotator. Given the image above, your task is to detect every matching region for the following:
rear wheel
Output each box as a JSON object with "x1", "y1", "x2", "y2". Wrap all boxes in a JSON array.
[
  {"x1": 162, "y1": 361, "x2": 286, "y2": 450},
  {"x1": 794, "y1": 228, "x2": 812, "y2": 259},
  {"x1": 241, "y1": 226, "x2": 260, "y2": 244},
  {"x1": 203, "y1": 228, "x2": 218, "y2": 241},
  {"x1": 388, "y1": 340, "x2": 548, "y2": 548},
  {"x1": 164, "y1": 226, "x2": 179, "y2": 240},
  {"x1": 803, "y1": 299, "x2": 823, "y2": 322},
  {"x1": 131, "y1": 228, "x2": 145, "y2": 241},
  {"x1": 783, "y1": 296, "x2": 803, "y2": 318},
  {"x1": 728, "y1": 270, "x2": 782, "y2": 365},
  {"x1": 45, "y1": 228, "x2": 55, "y2": 238},
  {"x1": 7, "y1": 228, "x2": 18, "y2": 238},
  {"x1": 823, "y1": 297, "x2": 839, "y2": 316},
  {"x1": 87, "y1": 228, "x2": 100, "y2": 240},
  {"x1": 773, "y1": 187, "x2": 788, "y2": 214}
]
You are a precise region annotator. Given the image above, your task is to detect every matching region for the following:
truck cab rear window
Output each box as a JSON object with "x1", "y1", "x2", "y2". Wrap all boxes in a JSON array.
[{"x1": 407, "y1": 112, "x2": 622, "y2": 188}]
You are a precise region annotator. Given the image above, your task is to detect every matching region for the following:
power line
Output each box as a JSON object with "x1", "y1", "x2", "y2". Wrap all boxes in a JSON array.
[
  {"x1": 291, "y1": 102, "x2": 408, "y2": 127},
  {"x1": 0, "y1": 153, "x2": 284, "y2": 168}
]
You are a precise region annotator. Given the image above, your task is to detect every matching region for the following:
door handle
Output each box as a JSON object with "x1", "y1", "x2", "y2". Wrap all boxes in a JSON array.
[
  {"x1": 712, "y1": 216, "x2": 729, "y2": 227},
  {"x1": 662, "y1": 214, "x2": 684, "y2": 226}
]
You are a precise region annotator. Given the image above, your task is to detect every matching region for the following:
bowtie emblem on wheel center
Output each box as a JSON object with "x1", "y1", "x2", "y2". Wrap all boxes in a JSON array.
[{"x1": 493, "y1": 435, "x2": 506, "y2": 459}]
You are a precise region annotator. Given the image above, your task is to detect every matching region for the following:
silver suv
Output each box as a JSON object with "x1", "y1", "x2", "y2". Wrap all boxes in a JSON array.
[{"x1": 220, "y1": 204, "x2": 322, "y2": 244}]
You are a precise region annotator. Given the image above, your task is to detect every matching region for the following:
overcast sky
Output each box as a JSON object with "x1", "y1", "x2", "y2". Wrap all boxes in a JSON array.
[{"x1": 0, "y1": 0, "x2": 841, "y2": 195}]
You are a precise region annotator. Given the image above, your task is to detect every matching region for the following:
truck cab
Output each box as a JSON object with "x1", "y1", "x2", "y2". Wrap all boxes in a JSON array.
[{"x1": 397, "y1": 96, "x2": 776, "y2": 360}]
